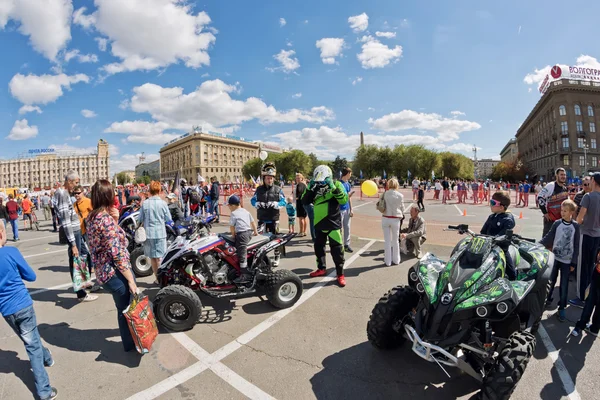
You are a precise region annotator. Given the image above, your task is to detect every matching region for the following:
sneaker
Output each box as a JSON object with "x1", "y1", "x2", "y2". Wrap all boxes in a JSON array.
[
  {"x1": 571, "y1": 327, "x2": 582, "y2": 337},
  {"x1": 88, "y1": 284, "x2": 101, "y2": 293},
  {"x1": 337, "y1": 275, "x2": 346, "y2": 287},
  {"x1": 345, "y1": 246, "x2": 354, "y2": 253},
  {"x1": 272, "y1": 257, "x2": 280, "y2": 267},
  {"x1": 233, "y1": 274, "x2": 252, "y2": 284},
  {"x1": 569, "y1": 298, "x2": 585, "y2": 308},
  {"x1": 78, "y1": 294, "x2": 98, "y2": 302},
  {"x1": 558, "y1": 309, "x2": 566, "y2": 322},
  {"x1": 44, "y1": 348, "x2": 55, "y2": 367},
  {"x1": 309, "y1": 269, "x2": 327, "y2": 278},
  {"x1": 41, "y1": 387, "x2": 58, "y2": 400},
  {"x1": 585, "y1": 325, "x2": 599, "y2": 337}
]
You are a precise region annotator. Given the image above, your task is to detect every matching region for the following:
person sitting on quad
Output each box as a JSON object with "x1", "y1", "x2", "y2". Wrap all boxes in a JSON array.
[
  {"x1": 119, "y1": 195, "x2": 141, "y2": 220},
  {"x1": 166, "y1": 193, "x2": 184, "y2": 226},
  {"x1": 228, "y1": 195, "x2": 259, "y2": 284},
  {"x1": 188, "y1": 183, "x2": 204, "y2": 216},
  {"x1": 481, "y1": 191, "x2": 517, "y2": 279}
]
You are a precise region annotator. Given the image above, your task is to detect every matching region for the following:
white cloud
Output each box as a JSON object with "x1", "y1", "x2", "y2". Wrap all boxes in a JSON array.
[
  {"x1": 106, "y1": 79, "x2": 335, "y2": 143},
  {"x1": 368, "y1": 109, "x2": 481, "y2": 141},
  {"x1": 357, "y1": 36, "x2": 403, "y2": 69},
  {"x1": 286, "y1": 40, "x2": 293, "y2": 47},
  {"x1": 292, "y1": 93, "x2": 302, "y2": 99},
  {"x1": 450, "y1": 110, "x2": 466, "y2": 116},
  {"x1": 273, "y1": 126, "x2": 479, "y2": 160},
  {"x1": 0, "y1": 0, "x2": 72, "y2": 61},
  {"x1": 279, "y1": 17, "x2": 286, "y2": 27},
  {"x1": 201, "y1": 73, "x2": 210, "y2": 78},
  {"x1": 81, "y1": 109, "x2": 97, "y2": 118},
  {"x1": 523, "y1": 55, "x2": 600, "y2": 88},
  {"x1": 368, "y1": 107, "x2": 375, "y2": 111},
  {"x1": 315, "y1": 38, "x2": 345, "y2": 64},
  {"x1": 375, "y1": 31, "x2": 396, "y2": 39},
  {"x1": 7, "y1": 119, "x2": 38, "y2": 140},
  {"x1": 9, "y1": 73, "x2": 90, "y2": 105},
  {"x1": 18, "y1": 105, "x2": 42, "y2": 115},
  {"x1": 446, "y1": 143, "x2": 479, "y2": 153},
  {"x1": 348, "y1": 13, "x2": 368, "y2": 33},
  {"x1": 64, "y1": 48, "x2": 99, "y2": 63},
  {"x1": 352, "y1": 76, "x2": 363, "y2": 85},
  {"x1": 400, "y1": 19, "x2": 410, "y2": 28},
  {"x1": 95, "y1": 37, "x2": 108, "y2": 51},
  {"x1": 73, "y1": 0, "x2": 216, "y2": 75},
  {"x1": 268, "y1": 49, "x2": 300, "y2": 73},
  {"x1": 72, "y1": 6, "x2": 96, "y2": 30},
  {"x1": 70, "y1": 135, "x2": 81, "y2": 140}
]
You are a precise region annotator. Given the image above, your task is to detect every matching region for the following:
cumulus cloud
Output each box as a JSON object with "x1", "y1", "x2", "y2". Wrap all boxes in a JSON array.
[
  {"x1": 523, "y1": 55, "x2": 600, "y2": 87},
  {"x1": 9, "y1": 73, "x2": 90, "y2": 105},
  {"x1": 315, "y1": 38, "x2": 345, "y2": 64},
  {"x1": 81, "y1": 109, "x2": 97, "y2": 118},
  {"x1": 348, "y1": 13, "x2": 368, "y2": 33},
  {"x1": 352, "y1": 76, "x2": 363, "y2": 85},
  {"x1": 72, "y1": 6, "x2": 96, "y2": 30},
  {"x1": 368, "y1": 109, "x2": 481, "y2": 141},
  {"x1": 106, "y1": 79, "x2": 335, "y2": 143},
  {"x1": 268, "y1": 49, "x2": 300, "y2": 73},
  {"x1": 72, "y1": 0, "x2": 216, "y2": 75},
  {"x1": 450, "y1": 110, "x2": 466, "y2": 116},
  {"x1": 279, "y1": 17, "x2": 286, "y2": 27},
  {"x1": 7, "y1": 119, "x2": 38, "y2": 140},
  {"x1": 375, "y1": 31, "x2": 396, "y2": 39},
  {"x1": 110, "y1": 152, "x2": 160, "y2": 175},
  {"x1": 292, "y1": 93, "x2": 302, "y2": 99},
  {"x1": 18, "y1": 105, "x2": 42, "y2": 115},
  {"x1": 95, "y1": 37, "x2": 108, "y2": 51},
  {"x1": 64, "y1": 48, "x2": 98, "y2": 63},
  {"x1": 357, "y1": 36, "x2": 402, "y2": 69},
  {"x1": 0, "y1": 0, "x2": 72, "y2": 61}
]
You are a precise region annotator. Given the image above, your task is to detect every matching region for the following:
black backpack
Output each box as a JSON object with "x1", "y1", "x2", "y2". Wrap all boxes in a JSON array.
[{"x1": 189, "y1": 187, "x2": 202, "y2": 205}]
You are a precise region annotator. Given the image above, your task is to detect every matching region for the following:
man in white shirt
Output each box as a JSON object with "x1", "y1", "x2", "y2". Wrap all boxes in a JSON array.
[{"x1": 412, "y1": 178, "x2": 420, "y2": 200}]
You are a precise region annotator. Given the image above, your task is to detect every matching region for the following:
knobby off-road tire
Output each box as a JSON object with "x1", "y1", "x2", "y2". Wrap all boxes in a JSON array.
[
  {"x1": 367, "y1": 286, "x2": 420, "y2": 349},
  {"x1": 264, "y1": 269, "x2": 303, "y2": 309},
  {"x1": 480, "y1": 331, "x2": 536, "y2": 400},
  {"x1": 130, "y1": 246, "x2": 153, "y2": 277},
  {"x1": 154, "y1": 285, "x2": 202, "y2": 332}
]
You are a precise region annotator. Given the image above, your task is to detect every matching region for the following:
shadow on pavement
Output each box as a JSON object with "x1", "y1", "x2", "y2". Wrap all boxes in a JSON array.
[
  {"x1": 196, "y1": 294, "x2": 237, "y2": 324},
  {"x1": 38, "y1": 322, "x2": 142, "y2": 368},
  {"x1": 39, "y1": 265, "x2": 69, "y2": 273},
  {"x1": 310, "y1": 341, "x2": 479, "y2": 400},
  {"x1": 28, "y1": 289, "x2": 81, "y2": 310},
  {"x1": 0, "y1": 350, "x2": 38, "y2": 398}
]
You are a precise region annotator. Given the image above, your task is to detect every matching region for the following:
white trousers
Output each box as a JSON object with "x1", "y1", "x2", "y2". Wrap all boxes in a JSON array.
[
  {"x1": 381, "y1": 218, "x2": 401, "y2": 266},
  {"x1": 341, "y1": 209, "x2": 352, "y2": 247}
]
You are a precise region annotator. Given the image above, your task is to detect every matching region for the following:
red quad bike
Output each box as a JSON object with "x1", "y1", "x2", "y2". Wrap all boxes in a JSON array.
[{"x1": 153, "y1": 231, "x2": 302, "y2": 331}]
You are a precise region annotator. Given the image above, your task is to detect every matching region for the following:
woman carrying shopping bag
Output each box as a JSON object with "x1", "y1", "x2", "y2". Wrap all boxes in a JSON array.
[{"x1": 377, "y1": 178, "x2": 405, "y2": 266}]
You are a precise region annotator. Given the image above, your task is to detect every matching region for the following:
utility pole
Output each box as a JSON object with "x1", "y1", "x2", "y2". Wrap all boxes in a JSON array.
[
  {"x1": 472, "y1": 145, "x2": 478, "y2": 179},
  {"x1": 583, "y1": 140, "x2": 590, "y2": 176}
]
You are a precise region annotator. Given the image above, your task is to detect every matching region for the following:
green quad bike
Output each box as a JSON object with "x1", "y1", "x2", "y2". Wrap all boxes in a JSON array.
[{"x1": 367, "y1": 224, "x2": 553, "y2": 400}]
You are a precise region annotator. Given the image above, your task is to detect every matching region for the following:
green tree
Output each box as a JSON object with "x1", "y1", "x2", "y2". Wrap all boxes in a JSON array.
[
  {"x1": 136, "y1": 175, "x2": 151, "y2": 185},
  {"x1": 242, "y1": 158, "x2": 266, "y2": 180},
  {"x1": 308, "y1": 153, "x2": 319, "y2": 176},
  {"x1": 353, "y1": 144, "x2": 379, "y2": 178},
  {"x1": 278, "y1": 150, "x2": 312, "y2": 180},
  {"x1": 329, "y1": 155, "x2": 349, "y2": 178},
  {"x1": 116, "y1": 172, "x2": 132, "y2": 185},
  {"x1": 375, "y1": 146, "x2": 394, "y2": 178}
]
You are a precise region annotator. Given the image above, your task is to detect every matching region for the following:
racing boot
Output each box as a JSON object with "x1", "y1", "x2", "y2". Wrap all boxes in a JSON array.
[
  {"x1": 234, "y1": 268, "x2": 252, "y2": 284},
  {"x1": 337, "y1": 274, "x2": 346, "y2": 287},
  {"x1": 309, "y1": 269, "x2": 327, "y2": 278}
]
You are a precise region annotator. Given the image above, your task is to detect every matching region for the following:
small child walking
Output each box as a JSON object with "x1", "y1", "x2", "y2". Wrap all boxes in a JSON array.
[
  {"x1": 286, "y1": 196, "x2": 296, "y2": 233},
  {"x1": 227, "y1": 195, "x2": 258, "y2": 284},
  {"x1": 417, "y1": 185, "x2": 425, "y2": 211}
]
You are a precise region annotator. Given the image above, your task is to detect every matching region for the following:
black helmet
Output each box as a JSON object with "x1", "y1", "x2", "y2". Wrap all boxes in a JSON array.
[{"x1": 261, "y1": 162, "x2": 277, "y2": 177}]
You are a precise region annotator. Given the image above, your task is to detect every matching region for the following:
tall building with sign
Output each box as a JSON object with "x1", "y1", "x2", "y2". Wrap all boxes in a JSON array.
[
  {"x1": 160, "y1": 131, "x2": 259, "y2": 183},
  {"x1": 516, "y1": 78, "x2": 600, "y2": 180},
  {"x1": 0, "y1": 139, "x2": 110, "y2": 189},
  {"x1": 500, "y1": 138, "x2": 518, "y2": 163}
]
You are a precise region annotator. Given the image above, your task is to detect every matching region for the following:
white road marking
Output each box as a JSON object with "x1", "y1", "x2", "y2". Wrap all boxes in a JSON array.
[
  {"x1": 28, "y1": 282, "x2": 73, "y2": 296},
  {"x1": 6, "y1": 235, "x2": 58, "y2": 244},
  {"x1": 128, "y1": 240, "x2": 376, "y2": 400},
  {"x1": 24, "y1": 249, "x2": 66, "y2": 259},
  {"x1": 453, "y1": 204, "x2": 465, "y2": 216},
  {"x1": 537, "y1": 325, "x2": 581, "y2": 400},
  {"x1": 352, "y1": 201, "x2": 374, "y2": 209}
]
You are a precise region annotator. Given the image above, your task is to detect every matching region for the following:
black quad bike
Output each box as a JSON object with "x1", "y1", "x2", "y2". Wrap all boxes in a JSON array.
[{"x1": 367, "y1": 225, "x2": 553, "y2": 400}]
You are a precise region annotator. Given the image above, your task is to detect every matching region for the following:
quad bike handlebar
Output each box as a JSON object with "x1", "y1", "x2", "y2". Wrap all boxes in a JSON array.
[{"x1": 446, "y1": 225, "x2": 537, "y2": 245}]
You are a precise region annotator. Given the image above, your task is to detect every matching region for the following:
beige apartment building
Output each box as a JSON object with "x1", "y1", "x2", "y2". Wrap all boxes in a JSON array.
[
  {"x1": 475, "y1": 159, "x2": 499, "y2": 178},
  {"x1": 160, "y1": 131, "x2": 260, "y2": 183},
  {"x1": 0, "y1": 139, "x2": 110, "y2": 189},
  {"x1": 500, "y1": 138, "x2": 518, "y2": 163}
]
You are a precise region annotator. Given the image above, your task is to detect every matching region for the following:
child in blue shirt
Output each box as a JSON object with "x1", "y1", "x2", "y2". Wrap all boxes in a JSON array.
[{"x1": 286, "y1": 196, "x2": 296, "y2": 233}]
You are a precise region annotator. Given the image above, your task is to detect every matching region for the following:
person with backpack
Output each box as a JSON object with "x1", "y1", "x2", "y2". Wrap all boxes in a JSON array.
[
  {"x1": 198, "y1": 177, "x2": 208, "y2": 215},
  {"x1": 180, "y1": 179, "x2": 189, "y2": 218},
  {"x1": 209, "y1": 177, "x2": 221, "y2": 223},
  {"x1": 188, "y1": 183, "x2": 203, "y2": 216}
]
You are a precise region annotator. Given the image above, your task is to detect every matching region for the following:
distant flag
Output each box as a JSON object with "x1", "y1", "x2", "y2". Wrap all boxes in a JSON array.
[
  {"x1": 407, "y1": 170, "x2": 411, "y2": 178},
  {"x1": 113, "y1": 174, "x2": 118, "y2": 187},
  {"x1": 171, "y1": 169, "x2": 181, "y2": 194},
  {"x1": 280, "y1": 173, "x2": 284, "y2": 181},
  {"x1": 431, "y1": 170, "x2": 435, "y2": 179},
  {"x1": 360, "y1": 170, "x2": 363, "y2": 179},
  {"x1": 383, "y1": 170, "x2": 387, "y2": 179},
  {"x1": 339, "y1": 170, "x2": 342, "y2": 179}
]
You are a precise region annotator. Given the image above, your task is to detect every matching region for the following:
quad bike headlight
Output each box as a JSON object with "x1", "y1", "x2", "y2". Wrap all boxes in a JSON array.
[
  {"x1": 409, "y1": 271, "x2": 418, "y2": 282},
  {"x1": 416, "y1": 283, "x2": 425, "y2": 293},
  {"x1": 476, "y1": 306, "x2": 488, "y2": 318},
  {"x1": 496, "y1": 302, "x2": 509, "y2": 314}
]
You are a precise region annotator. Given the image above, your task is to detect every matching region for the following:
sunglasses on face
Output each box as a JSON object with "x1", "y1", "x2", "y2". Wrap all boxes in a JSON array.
[
  {"x1": 490, "y1": 199, "x2": 502, "y2": 207},
  {"x1": 73, "y1": 192, "x2": 82, "y2": 195}
]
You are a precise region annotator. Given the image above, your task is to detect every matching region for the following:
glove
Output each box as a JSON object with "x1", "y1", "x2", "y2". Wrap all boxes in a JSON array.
[
  {"x1": 324, "y1": 177, "x2": 335, "y2": 190},
  {"x1": 267, "y1": 201, "x2": 280, "y2": 208},
  {"x1": 308, "y1": 179, "x2": 315, "y2": 190},
  {"x1": 255, "y1": 202, "x2": 265, "y2": 209}
]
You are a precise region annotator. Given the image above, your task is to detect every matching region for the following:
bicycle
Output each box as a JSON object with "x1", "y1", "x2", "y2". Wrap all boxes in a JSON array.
[{"x1": 24, "y1": 212, "x2": 40, "y2": 231}]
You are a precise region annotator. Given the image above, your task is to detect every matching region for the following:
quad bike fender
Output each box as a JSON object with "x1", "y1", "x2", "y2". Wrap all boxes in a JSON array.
[{"x1": 519, "y1": 262, "x2": 552, "y2": 329}]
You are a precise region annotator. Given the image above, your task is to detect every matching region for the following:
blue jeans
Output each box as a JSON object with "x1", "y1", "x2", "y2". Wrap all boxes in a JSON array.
[
  {"x1": 210, "y1": 199, "x2": 220, "y2": 219},
  {"x1": 4, "y1": 305, "x2": 53, "y2": 399},
  {"x1": 103, "y1": 269, "x2": 136, "y2": 352},
  {"x1": 547, "y1": 260, "x2": 570, "y2": 310},
  {"x1": 9, "y1": 218, "x2": 19, "y2": 240},
  {"x1": 68, "y1": 230, "x2": 89, "y2": 299},
  {"x1": 576, "y1": 269, "x2": 600, "y2": 331},
  {"x1": 303, "y1": 204, "x2": 315, "y2": 241},
  {"x1": 578, "y1": 235, "x2": 600, "y2": 300}
]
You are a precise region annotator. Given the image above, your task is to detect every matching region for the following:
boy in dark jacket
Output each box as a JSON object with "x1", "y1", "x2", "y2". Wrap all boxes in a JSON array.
[{"x1": 481, "y1": 191, "x2": 517, "y2": 279}]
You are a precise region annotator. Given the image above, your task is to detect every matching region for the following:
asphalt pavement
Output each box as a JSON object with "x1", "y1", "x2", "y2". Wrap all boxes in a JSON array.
[{"x1": 0, "y1": 200, "x2": 597, "y2": 400}]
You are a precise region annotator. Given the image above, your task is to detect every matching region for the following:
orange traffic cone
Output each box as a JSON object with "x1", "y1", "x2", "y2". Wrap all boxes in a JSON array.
[
  {"x1": 463, "y1": 209, "x2": 467, "y2": 217},
  {"x1": 519, "y1": 212, "x2": 523, "y2": 219}
]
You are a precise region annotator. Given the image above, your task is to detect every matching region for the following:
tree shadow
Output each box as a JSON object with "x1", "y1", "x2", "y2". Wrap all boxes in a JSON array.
[
  {"x1": 310, "y1": 341, "x2": 479, "y2": 400},
  {"x1": 38, "y1": 323, "x2": 142, "y2": 368},
  {"x1": 0, "y1": 350, "x2": 38, "y2": 398}
]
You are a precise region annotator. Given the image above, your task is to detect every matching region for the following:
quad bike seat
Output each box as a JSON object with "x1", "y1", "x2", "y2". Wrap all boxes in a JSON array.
[
  {"x1": 508, "y1": 246, "x2": 533, "y2": 272},
  {"x1": 220, "y1": 233, "x2": 271, "y2": 248}
]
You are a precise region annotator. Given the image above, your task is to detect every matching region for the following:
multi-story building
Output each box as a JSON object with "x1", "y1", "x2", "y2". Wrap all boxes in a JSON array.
[
  {"x1": 160, "y1": 131, "x2": 260, "y2": 183},
  {"x1": 500, "y1": 138, "x2": 518, "y2": 163},
  {"x1": 517, "y1": 78, "x2": 600, "y2": 180},
  {"x1": 0, "y1": 139, "x2": 110, "y2": 189},
  {"x1": 475, "y1": 159, "x2": 500, "y2": 178},
  {"x1": 135, "y1": 159, "x2": 161, "y2": 180}
]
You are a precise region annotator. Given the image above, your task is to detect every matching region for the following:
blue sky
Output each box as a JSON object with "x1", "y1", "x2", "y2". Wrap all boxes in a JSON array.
[{"x1": 2, "y1": 0, "x2": 600, "y2": 173}]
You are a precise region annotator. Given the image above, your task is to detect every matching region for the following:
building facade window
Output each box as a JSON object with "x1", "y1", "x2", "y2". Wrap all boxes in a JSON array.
[
  {"x1": 590, "y1": 122, "x2": 596, "y2": 133},
  {"x1": 593, "y1": 156, "x2": 598, "y2": 167},
  {"x1": 580, "y1": 156, "x2": 585, "y2": 166},
  {"x1": 576, "y1": 121, "x2": 584, "y2": 132},
  {"x1": 575, "y1": 104, "x2": 582, "y2": 115},
  {"x1": 578, "y1": 138, "x2": 585, "y2": 148},
  {"x1": 562, "y1": 137, "x2": 569, "y2": 148},
  {"x1": 561, "y1": 121, "x2": 568, "y2": 134},
  {"x1": 564, "y1": 155, "x2": 569, "y2": 166},
  {"x1": 559, "y1": 105, "x2": 566, "y2": 116},
  {"x1": 592, "y1": 139, "x2": 597, "y2": 149},
  {"x1": 588, "y1": 105, "x2": 594, "y2": 117}
]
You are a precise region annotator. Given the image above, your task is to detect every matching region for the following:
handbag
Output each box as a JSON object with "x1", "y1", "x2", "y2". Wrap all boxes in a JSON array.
[
  {"x1": 134, "y1": 225, "x2": 147, "y2": 244},
  {"x1": 376, "y1": 191, "x2": 387, "y2": 213},
  {"x1": 123, "y1": 293, "x2": 158, "y2": 354},
  {"x1": 72, "y1": 256, "x2": 92, "y2": 292},
  {"x1": 58, "y1": 226, "x2": 68, "y2": 245}
]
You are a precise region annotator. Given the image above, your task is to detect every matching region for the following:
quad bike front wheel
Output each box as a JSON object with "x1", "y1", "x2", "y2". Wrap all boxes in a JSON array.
[
  {"x1": 130, "y1": 246, "x2": 153, "y2": 277},
  {"x1": 367, "y1": 286, "x2": 420, "y2": 349},
  {"x1": 154, "y1": 285, "x2": 203, "y2": 332},
  {"x1": 265, "y1": 270, "x2": 303, "y2": 309},
  {"x1": 480, "y1": 331, "x2": 536, "y2": 400}
]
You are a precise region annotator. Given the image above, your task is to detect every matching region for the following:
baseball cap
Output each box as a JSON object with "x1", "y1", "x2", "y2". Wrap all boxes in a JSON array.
[
  {"x1": 228, "y1": 195, "x2": 240, "y2": 205},
  {"x1": 589, "y1": 172, "x2": 600, "y2": 185},
  {"x1": 167, "y1": 193, "x2": 177, "y2": 200}
]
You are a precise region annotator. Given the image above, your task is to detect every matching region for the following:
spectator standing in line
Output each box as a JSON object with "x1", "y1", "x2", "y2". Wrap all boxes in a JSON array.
[
  {"x1": 417, "y1": 184, "x2": 425, "y2": 211},
  {"x1": 471, "y1": 180, "x2": 479, "y2": 204},
  {"x1": 21, "y1": 194, "x2": 34, "y2": 230},
  {"x1": 538, "y1": 168, "x2": 569, "y2": 238},
  {"x1": 180, "y1": 179, "x2": 189, "y2": 218},
  {"x1": 571, "y1": 172, "x2": 600, "y2": 308},
  {"x1": 434, "y1": 179, "x2": 442, "y2": 200},
  {"x1": 482, "y1": 180, "x2": 490, "y2": 203},
  {"x1": 49, "y1": 188, "x2": 58, "y2": 232},
  {"x1": 517, "y1": 181, "x2": 524, "y2": 207},
  {"x1": 124, "y1": 186, "x2": 130, "y2": 202},
  {"x1": 73, "y1": 186, "x2": 98, "y2": 286},
  {"x1": 412, "y1": 177, "x2": 420, "y2": 201},
  {"x1": 117, "y1": 186, "x2": 123, "y2": 207},
  {"x1": 209, "y1": 176, "x2": 221, "y2": 223},
  {"x1": 573, "y1": 176, "x2": 591, "y2": 219},
  {"x1": 535, "y1": 181, "x2": 543, "y2": 208},
  {"x1": 0, "y1": 197, "x2": 8, "y2": 229},
  {"x1": 198, "y1": 177, "x2": 208, "y2": 215},
  {"x1": 41, "y1": 192, "x2": 51, "y2": 221},
  {"x1": 55, "y1": 171, "x2": 98, "y2": 303},
  {"x1": 523, "y1": 181, "x2": 531, "y2": 208},
  {"x1": 138, "y1": 181, "x2": 172, "y2": 282},
  {"x1": 0, "y1": 222, "x2": 58, "y2": 400},
  {"x1": 340, "y1": 167, "x2": 354, "y2": 253},
  {"x1": 5, "y1": 194, "x2": 20, "y2": 242},
  {"x1": 286, "y1": 196, "x2": 296, "y2": 234},
  {"x1": 378, "y1": 178, "x2": 405, "y2": 266},
  {"x1": 441, "y1": 177, "x2": 450, "y2": 204},
  {"x1": 294, "y1": 173, "x2": 309, "y2": 237}
]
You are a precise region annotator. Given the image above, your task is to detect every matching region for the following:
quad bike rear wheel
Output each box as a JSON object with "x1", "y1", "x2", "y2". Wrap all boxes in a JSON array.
[
  {"x1": 480, "y1": 331, "x2": 536, "y2": 400},
  {"x1": 367, "y1": 286, "x2": 420, "y2": 349},
  {"x1": 130, "y1": 246, "x2": 153, "y2": 277},
  {"x1": 264, "y1": 270, "x2": 303, "y2": 309},
  {"x1": 154, "y1": 285, "x2": 202, "y2": 332}
]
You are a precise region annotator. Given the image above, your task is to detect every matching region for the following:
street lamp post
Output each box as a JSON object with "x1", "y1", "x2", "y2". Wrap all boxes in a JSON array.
[{"x1": 583, "y1": 141, "x2": 590, "y2": 175}]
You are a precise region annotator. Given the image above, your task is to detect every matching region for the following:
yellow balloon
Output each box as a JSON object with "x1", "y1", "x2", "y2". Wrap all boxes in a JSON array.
[{"x1": 361, "y1": 180, "x2": 378, "y2": 197}]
